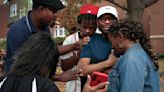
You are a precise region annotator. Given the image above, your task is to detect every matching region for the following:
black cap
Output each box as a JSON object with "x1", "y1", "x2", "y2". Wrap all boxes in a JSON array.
[{"x1": 33, "y1": 0, "x2": 65, "y2": 11}]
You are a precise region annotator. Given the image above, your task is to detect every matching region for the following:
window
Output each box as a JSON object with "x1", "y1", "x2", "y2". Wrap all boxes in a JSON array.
[
  {"x1": 19, "y1": 7, "x2": 26, "y2": 18},
  {"x1": 3, "y1": 0, "x2": 8, "y2": 4},
  {"x1": 59, "y1": 29, "x2": 63, "y2": 36},
  {"x1": 56, "y1": 27, "x2": 65, "y2": 37},
  {"x1": 30, "y1": 0, "x2": 33, "y2": 4},
  {"x1": 10, "y1": 4, "x2": 17, "y2": 17}
]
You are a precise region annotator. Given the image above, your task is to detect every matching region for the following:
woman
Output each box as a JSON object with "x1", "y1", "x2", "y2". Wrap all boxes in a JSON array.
[
  {"x1": 0, "y1": 32, "x2": 59, "y2": 92},
  {"x1": 108, "y1": 19, "x2": 159, "y2": 92}
]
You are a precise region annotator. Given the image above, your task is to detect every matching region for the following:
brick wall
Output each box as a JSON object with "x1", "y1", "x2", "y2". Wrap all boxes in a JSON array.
[
  {"x1": 147, "y1": 0, "x2": 164, "y2": 54},
  {"x1": 0, "y1": 0, "x2": 3, "y2": 4},
  {"x1": 0, "y1": 5, "x2": 9, "y2": 38}
]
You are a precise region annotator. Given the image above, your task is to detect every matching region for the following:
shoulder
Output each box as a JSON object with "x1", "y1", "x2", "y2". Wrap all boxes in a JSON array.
[
  {"x1": 119, "y1": 47, "x2": 148, "y2": 69},
  {"x1": 36, "y1": 76, "x2": 59, "y2": 92},
  {"x1": 63, "y1": 32, "x2": 79, "y2": 45},
  {"x1": 9, "y1": 17, "x2": 27, "y2": 32},
  {"x1": 124, "y1": 46, "x2": 147, "y2": 62},
  {"x1": 8, "y1": 17, "x2": 29, "y2": 37},
  {"x1": 7, "y1": 17, "x2": 31, "y2": 41},
  {"x1": 65, "y1": 33, "x2": 76, "y2": 40}
]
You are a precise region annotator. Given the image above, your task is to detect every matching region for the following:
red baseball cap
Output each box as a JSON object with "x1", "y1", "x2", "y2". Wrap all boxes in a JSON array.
[{"x1": 80, "y1": 4, "x2": 99, "y2": 15}]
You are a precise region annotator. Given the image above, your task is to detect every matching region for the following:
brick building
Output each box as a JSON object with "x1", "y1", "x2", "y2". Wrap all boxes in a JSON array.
[
  {"x1": 0, "y1": 0, "x2": 32, "y2": 38},
  {"x1": 147, "y1": 0, "x2": 164, "y2": 55},
  {"x1": 0, "y1": 4, "x2": 9, "y2": 38},
  {"x1": 0, "y1": 0, "x2": 164, "y2": 54}
]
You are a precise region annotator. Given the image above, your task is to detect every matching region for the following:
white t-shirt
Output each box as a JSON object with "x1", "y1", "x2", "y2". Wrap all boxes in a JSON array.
[
  {"x1": 60, "y1": 32, "x2": 81, "y2": 92},
  {"x1": 60, "y1": 32, "x2": 79, "y2": 60}
]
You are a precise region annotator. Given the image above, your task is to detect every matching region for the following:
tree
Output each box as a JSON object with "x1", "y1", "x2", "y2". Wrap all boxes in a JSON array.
[
  {"x1": 106, "y1": 0, "x2": 159, "y2": 21},
  {"x1": 57, "y1": 0, "x2": 97, "y2": 32},
  {"x1": 106, "y1": 0, "x2": 159, "y2": 34},
  {"x1": 57, "y1": 0, "x2": 159, "y2": 34},
  {"x1": 57, "y1": 0, "x2": 81, "y2": 31}
]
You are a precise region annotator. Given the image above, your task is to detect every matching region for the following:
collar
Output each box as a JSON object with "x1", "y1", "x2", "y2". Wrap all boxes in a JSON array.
[
  {"x1": 125, "y1": 43, "x2": 141, "y2": 54},
  {"x1": 26, "y1": 11, "x2": 50, "y2": 34},
  {"x1": 26, "y1": 11, "x2": 37, "y2": 34}
]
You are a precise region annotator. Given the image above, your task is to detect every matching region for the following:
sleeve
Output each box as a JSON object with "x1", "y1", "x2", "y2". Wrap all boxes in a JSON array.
[
  {"x1": 59, "y1": 35, "x2": 74, "y2": 60},
  {"x1": 119, "y1": 59, "x2": 147, "y2": 92},
  {"x1": 80, "y1": 43, "x2": 91, "y2": 58}
]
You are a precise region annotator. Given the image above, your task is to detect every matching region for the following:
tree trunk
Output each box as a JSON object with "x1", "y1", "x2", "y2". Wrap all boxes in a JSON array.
[
  {"x1": 127, "y1": 0, "x2": 145, "y2": 22},
  {"x1": 142, "y1": 13, "x2": 151, "y2": 37}
]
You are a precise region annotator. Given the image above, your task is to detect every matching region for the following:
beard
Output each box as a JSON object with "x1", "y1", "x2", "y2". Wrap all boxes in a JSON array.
[{"x1": 99, "y1": 27, "x2": 109, "y2": 35}]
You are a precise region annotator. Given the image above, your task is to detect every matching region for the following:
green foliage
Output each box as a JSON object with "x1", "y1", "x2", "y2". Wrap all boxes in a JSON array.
[
  {"x1": 0, "y1": 38, "x2": 6, "y2": 50},
  {"x1": 53, "y1": 37, "x2": 65, "y2": 45},
  {"x1": 158, "y1": 54, "x2": 164, "y2": 59}
]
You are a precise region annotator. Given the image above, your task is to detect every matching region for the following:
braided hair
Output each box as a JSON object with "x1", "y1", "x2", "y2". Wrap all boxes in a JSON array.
[{"x1": 109, "y1": 19, "x2": 159, "y2": 70}]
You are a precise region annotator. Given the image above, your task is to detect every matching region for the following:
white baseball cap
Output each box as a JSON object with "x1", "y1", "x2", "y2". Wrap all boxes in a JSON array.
[{"x1": 97, "y1": 6, "x2": 118, "y2": 19}]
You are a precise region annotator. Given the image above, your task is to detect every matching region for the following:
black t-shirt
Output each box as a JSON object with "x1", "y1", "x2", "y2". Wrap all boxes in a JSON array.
[{"x1": 0, "y1": 75, "x2": 59, "y2": 92}]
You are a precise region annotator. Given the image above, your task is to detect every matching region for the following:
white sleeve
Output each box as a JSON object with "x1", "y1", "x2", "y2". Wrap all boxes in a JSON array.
[{"x1": 59, "y1": 34, "x2": 75, "y2": 60}]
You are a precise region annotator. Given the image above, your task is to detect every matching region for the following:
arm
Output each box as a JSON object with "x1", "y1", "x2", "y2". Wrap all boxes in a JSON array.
[
  {"x1": 78, "y1": 50, "x2": 117, "y2": 76},
  {"x1": 78, "y1": 58, "x2": 115, "y2": 76},
  {"x1": 61, "y1": 51, "x2": 79, "y2": 71},
  {"x1": 57, "y1": 42, "x2": 78, "y2": 55},
  {"x1": 59, "y1": 34, "x2": 80, "y2": 71},
  {"x1": 51, "y1": 70, "x2": 80, "y2": 82},
  {"x1": 60, "y1": 35, "x2": 89, "y2": 71},
  {"x1": 58, "y1": 36, "x2": 90, "y2": 55}
]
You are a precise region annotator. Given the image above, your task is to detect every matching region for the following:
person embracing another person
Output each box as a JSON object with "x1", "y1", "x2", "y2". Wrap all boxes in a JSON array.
[{"x1": 78, "y1": 5, "x2": 119, "y2": 90}]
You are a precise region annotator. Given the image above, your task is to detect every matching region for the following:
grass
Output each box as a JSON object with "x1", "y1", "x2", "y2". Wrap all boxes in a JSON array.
[{"x1": 159, "y1": 59, "x2": 164, "y2": 72}]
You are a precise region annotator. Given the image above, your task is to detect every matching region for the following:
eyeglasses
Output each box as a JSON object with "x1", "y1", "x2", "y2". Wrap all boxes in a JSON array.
[{"x1": 99, "y1": 17, "x2": 116, "y2": 23}]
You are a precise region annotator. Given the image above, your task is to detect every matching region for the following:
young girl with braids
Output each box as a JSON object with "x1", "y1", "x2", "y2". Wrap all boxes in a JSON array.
[{"x1": 108, "y1": 19, "x2": 159, "y2": 92}]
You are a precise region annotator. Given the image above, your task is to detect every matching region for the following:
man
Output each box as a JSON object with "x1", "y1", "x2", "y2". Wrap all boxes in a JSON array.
[
  {"x1": 6, "y1": 0, "x2": 79, "y2": 81},
  {"x1": 60, "y1": 4, "x2": 99, "y2": 92},
  {"x1": 78, "y1": 6, "x2": 118, "y2": 88}
]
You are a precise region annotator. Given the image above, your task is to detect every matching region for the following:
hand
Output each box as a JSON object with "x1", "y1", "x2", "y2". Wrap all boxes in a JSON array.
[
  {"x1": 81, "y1": 36, "x2": 90, "y2": 45},
  {"x1": 75, "y1": 36, "x2": 90, "y2": 49},
  {"x1": 83, "y1": 75, "x2": 109, "y2": 92},
  {"x1": 59, "y1": 69, "x2": 80, "y2": 82},
  {"x1": 107, "y1": 49, "x2": 118, "y2": 66}
]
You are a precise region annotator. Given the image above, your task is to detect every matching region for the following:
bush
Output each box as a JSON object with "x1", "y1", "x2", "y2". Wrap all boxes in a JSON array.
[
  {"x1": 158, "y1": 54, "x2": 164, "y2": 59},
  {"x1": 53, "y1": 37, "x2": 65, "y2": 45},
  {"x1": 0, "y1": 38, "x2": 6, "y2": 50}
]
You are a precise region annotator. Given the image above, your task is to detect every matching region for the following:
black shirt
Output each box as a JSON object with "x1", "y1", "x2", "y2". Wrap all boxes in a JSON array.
[{"x1": 0, "y1": 75, "x2": 59, "y2": 92}]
